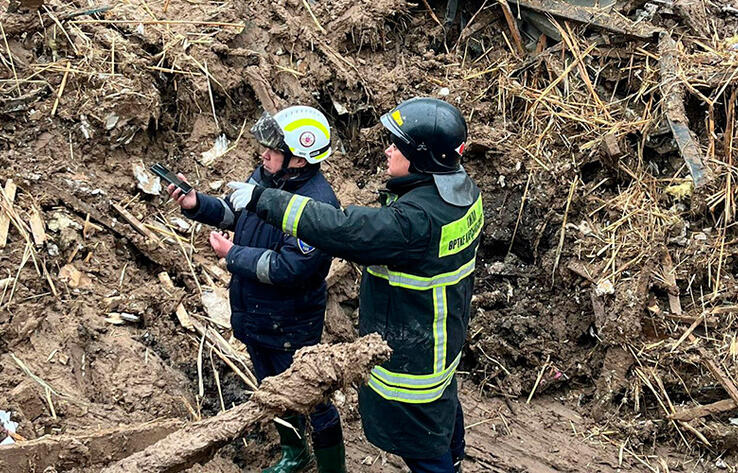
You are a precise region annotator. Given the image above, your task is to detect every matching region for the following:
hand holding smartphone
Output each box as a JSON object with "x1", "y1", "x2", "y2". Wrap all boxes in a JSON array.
[{"x1": 150, "y1": 163, "x2": 193, "y2": 194}]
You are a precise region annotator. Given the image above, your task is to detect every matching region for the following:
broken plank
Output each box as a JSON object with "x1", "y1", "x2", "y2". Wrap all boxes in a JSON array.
[
  {"x1": 29, "y1": 205, "x2": 45, "y2": 246},
  {"x1": 0, "y1": 179, "x2": 18, "y2": 247},
  {"x1": 659, "y1": 33, "x2": 711, "y2": 188},
  {"x1": 498, "y1": 0, "x2": 526, "y2": 56},
  {"x1": 111, "y1": 203, "x2": 161, "y2": 246},
  {"x1": 175, "y1": 304, "x2": 194, "y2": 331},
  {"x1": 0, "y1": 419, "x2": 183, "y2": 472},
  {"x1": 669, "y1": 398, "x2": 737, "y2": 422},
  {"x1": 664, "y1": 313, "x2": 717, "y2": 327},
  {"x1": 510, "y1": 0, "x2": 661, "y2": 39}
]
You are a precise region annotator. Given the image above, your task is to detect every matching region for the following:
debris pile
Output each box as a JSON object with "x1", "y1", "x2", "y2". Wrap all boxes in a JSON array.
[{"x1": 461, "y1": 0, "x2": 738, "y2": 455}]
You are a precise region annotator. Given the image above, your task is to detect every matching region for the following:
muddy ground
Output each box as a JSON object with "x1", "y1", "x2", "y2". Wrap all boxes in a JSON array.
[{"x1": 1, "y1": 0, "x2": 738, "y2": 470}]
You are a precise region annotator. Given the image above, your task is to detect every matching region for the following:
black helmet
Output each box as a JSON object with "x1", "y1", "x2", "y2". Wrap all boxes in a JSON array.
[{"x1": 380, "y1": 97, "x2": 467, "y2": 174}]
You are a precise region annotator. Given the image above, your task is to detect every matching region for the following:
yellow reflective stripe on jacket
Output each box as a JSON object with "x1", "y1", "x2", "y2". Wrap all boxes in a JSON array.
[
  {"x1": 281, "y1": 194, "x2": 310, "y2": 236},
  {"x1": 368, "y1": 370, "x2": 455, "y2": 404},
  {"x1": 371, "y1": 352, "x2": 461, "y2": 389},
  {"x1": 366, "y1": 257, "x2": 475, "y2": 291},
  {"x1": 433, "y1": 286, "x2": 447, "y2": 373}
]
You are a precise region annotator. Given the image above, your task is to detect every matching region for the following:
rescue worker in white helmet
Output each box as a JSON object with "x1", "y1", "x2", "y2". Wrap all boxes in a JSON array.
[
  {"x1": 167, "y1": 106, "x2": 345, "y2": 473},
  {"x1": 221, "y1": 97, "x2": 480, "y2": 473}
]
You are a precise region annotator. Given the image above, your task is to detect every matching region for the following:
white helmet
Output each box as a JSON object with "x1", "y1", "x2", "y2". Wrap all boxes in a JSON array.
[{"x1": 250, "y1": 106, "x2": 332, "y2": 164}]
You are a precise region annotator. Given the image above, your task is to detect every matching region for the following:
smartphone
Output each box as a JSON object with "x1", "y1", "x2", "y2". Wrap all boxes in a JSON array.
[{"x1": 150, "y1": 163, "x2": 193, "y2": 195}]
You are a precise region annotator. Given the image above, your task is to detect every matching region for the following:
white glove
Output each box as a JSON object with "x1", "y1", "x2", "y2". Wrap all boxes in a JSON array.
[{"x1": 228, "y1": 181, "x2": 256, "y2": 211}]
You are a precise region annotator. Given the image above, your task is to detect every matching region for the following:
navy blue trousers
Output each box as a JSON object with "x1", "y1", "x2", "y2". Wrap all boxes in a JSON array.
[
  {"x1": 403, "y1": 396, "x2": 465, "y2": 473},
  {"x1": 247, "y1": 344, "x2": 342, "y2": 448}
]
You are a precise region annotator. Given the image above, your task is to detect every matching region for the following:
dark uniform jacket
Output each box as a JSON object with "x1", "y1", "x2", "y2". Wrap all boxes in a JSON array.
[
  {"x1": 250, "y1": 172, "x2": 483, "y2": 458},
  {"x1": 183, "y1": 166, "x2": 340, "y2": 350}
]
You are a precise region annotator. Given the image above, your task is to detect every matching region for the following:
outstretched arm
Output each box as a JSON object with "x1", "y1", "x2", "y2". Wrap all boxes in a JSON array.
[{"x1": 251, "y1": 188, "x2": 431, "y2": 266}]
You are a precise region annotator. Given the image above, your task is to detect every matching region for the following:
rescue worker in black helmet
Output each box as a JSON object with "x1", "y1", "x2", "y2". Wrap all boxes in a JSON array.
[
  {"x1": 167, "y1": 106, "x2": 345, "y2": 473},
  {"x1": 226, "y1": 97, "x2": 481, "y2": 473}
]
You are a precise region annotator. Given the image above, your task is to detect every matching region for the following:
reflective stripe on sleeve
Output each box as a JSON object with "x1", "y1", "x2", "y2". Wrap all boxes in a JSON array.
[
  {"x1": 219, "y1": 198, "x2": 235, "y2": 228},
  {"x1": 281, "y1": 194, "x2": 311, "y2": 236},
  {"x1": 255, "y1": 250, "x2": 275, "y2": 284}
]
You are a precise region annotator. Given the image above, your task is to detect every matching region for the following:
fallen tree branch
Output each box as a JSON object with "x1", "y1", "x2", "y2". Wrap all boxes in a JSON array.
[
  {"x1": 669, "y1": 398, "x2": 737, "y2": 422},
  {"x1": 0, "y1": 419, "x2": 183, "y2": 472},
  {"x1": 101, "y1": 334, "x2": 391, "y2": 473}
]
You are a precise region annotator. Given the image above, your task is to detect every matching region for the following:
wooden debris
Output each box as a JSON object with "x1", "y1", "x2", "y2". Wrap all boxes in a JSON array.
[
  {"x1": 111, "y1": 202, "x2": 161, "y2": 246},
  {"x1": 420, "y1": 0, "x2": 444, "y2": 28},
  {"x1": 660, "y1": 250, "x2": 682, "y2": 316},
  {"x1": 50, "y1": 61, "x2": 71, "y2": 117},
  {"x1": 669, "y1": 314, "x2": 703, "y2": 352},
  {"x1": 158, "y1": 271, "x2": 177, "y2": 291},
  {"x1": 660, "y1": 250, "x2": 738, "y2": 405},
  {"x1": 669, "y1": 398, "x2": 737, "y2": 422},
  {"x1": 101, "y1": 335, "x2": 391, "y2": 473},
  {"x1": 567, "y1": 259, "x2": 596, "y2": 283},
  {"x1": 0, "y1": 419, "x2": 183, "y2": 472},
  {"x1": 510, "y1": 0, "x2": 661, "y2": 39},
  {"x1": 498, "y1": 0, "x2": 526, "y2": 56},
  {"x1": 0, "y1": 179, "x2": 18, "y2": 248},
  {"x1": 158, "y1": 271, "x2": 195, "y2": 331},
  {"x1": 658, "y1": 33, "x2": 711, "y2": 188},
  {"x1": 28, "y1": 205, "x2": 45, "y2": 246},
  {"x1": 159, "y1": 271, "x2": 252, "y2": 387},
  {"x1": 244, "y1": 67, "x2": 281, "y2": 114},
  {"x1": 193, "y1": 254, "x2": 230, "y2": 285},
  {"x1": 693, "y1": 343, "x2": 738, "y2": 406},
  {"x1": 175, "y1": 304, "x2": 194, "y2": 331}
]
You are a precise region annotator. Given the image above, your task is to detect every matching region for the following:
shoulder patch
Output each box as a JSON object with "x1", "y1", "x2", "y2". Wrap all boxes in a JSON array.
[{"x1": 297, "y1": 239, "x2": 316, "y2": 255}]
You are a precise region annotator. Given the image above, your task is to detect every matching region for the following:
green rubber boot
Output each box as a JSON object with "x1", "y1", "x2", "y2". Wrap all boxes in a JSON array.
[
  {"x1": 314, "y1": 442, "x2": 346, "y2": 473},
  {"x1": 262, "y1": 417, "x2": 313, "y2": 473},
  {"x1": 314, "y1": 435, "x2": 346, "y2": 473}
]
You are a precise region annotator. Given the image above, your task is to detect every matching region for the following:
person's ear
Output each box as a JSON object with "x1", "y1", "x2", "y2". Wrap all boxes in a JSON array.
[{"x1": 290, "y1": 157, "x2": 308, "y2": 168}]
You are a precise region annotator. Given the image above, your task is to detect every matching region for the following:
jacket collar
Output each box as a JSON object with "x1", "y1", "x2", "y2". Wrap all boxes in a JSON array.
[
  {"x1": 386, "y1": 173, "x2": 433, "y2": 195},
  {"x1": 379, "y1": 173, "x2": 433, "y2": 206}
]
